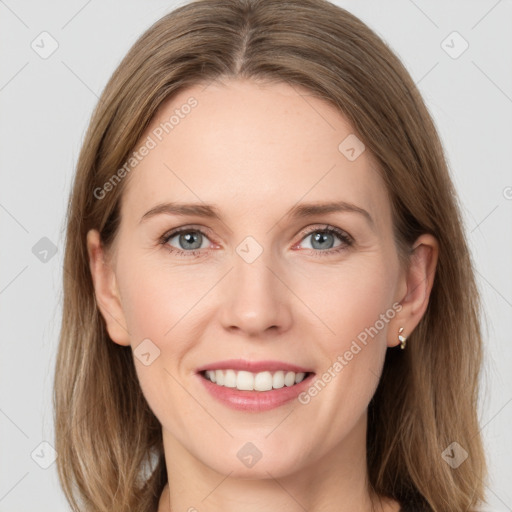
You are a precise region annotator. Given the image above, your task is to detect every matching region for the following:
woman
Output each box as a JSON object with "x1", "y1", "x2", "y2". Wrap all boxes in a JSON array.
[{"x1": 54, "y1": 0, "x2": 487, "y2": 510}]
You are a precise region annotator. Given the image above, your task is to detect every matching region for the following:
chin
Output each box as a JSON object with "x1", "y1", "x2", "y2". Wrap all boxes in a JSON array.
[{"x1": 193, "y1": 438, "x2": 311, "y2": 480}]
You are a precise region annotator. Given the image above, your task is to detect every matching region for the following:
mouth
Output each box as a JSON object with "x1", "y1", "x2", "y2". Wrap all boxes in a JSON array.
[
  {"x1": 195, "y1": 360, "x2": 316, "y2": 412},
  {"x1": 199, "y1": 369, "x2": 313, "y2": 392}
]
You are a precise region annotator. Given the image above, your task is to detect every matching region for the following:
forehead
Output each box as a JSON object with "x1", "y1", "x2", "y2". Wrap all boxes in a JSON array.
[{"x1": 120, "y1": 79, "x2": 391, "y2": 229}]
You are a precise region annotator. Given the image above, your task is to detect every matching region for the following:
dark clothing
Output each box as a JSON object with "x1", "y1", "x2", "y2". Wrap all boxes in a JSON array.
[{"x1": 399, "y1": 499, "x2": 431, "y2": 511}]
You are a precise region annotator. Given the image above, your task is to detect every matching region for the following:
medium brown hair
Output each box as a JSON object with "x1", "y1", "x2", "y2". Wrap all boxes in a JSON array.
[{"x1": 54, "y1": 0, "x2": 488, "y2": 510}]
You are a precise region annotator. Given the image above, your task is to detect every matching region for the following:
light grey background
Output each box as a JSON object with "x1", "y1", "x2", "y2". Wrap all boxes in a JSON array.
[{"x1": 1, "y1": 0, "x2": 511, "y2": 510}]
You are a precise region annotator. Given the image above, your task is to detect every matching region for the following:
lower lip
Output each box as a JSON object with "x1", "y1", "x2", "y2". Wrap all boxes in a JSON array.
[{"x1": 196, "y1": 372, "x2": 315, "y2": 412}]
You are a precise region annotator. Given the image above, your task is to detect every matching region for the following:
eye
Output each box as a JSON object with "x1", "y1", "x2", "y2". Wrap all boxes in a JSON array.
[
  {"x1": 160, "y1": 227, "x2": 213, "y2": 257},
  {"x1": 159, "y1": 224, "x2": 353, "y2": 258},
  {"x1": 295, "y1": 225, "x2": 353, "y2": 256}
]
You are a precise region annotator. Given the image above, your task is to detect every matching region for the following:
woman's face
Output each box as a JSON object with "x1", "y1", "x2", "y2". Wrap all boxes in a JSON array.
[{"x1": 88, "y1": 78, "x2": 428, "y2": 479}]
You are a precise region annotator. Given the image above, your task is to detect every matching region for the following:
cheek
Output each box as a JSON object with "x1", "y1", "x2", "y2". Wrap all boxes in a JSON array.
[
  {"x1": 295, "y1": 261, "x2": 395, "y2": 433},
  {"x1": 117, "y1": 260, "x2": 203, "y2": 433},
  {"x1": 295, "y1": 256, "x2": 396, "y2": 405},
  {"x1": 294, "y1": 256, "x2": 397, "y2": 347},
  {"x1": 117, "y1": 256, "x2": 202, "y2": 344}
]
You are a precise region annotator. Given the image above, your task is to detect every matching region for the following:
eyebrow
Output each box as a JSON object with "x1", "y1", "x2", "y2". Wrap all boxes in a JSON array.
[{"x1": 139, "y1": 200, "x2": 374, "y2": 228}]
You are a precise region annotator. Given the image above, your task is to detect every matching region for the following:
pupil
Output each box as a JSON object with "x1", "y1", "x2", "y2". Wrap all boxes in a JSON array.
[
  {"x1": 181, "y1": 232, "x2": 201, "y2": 250},
  {"x1": 312, "y1": 232, "x2": 333, "y2": 250}
]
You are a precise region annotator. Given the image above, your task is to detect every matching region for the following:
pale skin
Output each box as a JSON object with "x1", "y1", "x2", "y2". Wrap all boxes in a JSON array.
[{"x1": 87, "y1": 78, "x2": 438, "y2": 512}]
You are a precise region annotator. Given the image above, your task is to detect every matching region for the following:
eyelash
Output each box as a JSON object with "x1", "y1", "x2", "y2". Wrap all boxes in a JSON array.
[{"x1": 158, "y1": 224, "x2": 354, "y2": 259}]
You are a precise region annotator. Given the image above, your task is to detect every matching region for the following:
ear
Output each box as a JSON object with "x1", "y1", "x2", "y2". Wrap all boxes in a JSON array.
[
  {"x1": 86, "y1": 229, "x2": 131, "y2": 346},
  {"x1": 388, "y1": 233, "x2": 439, "y2": 348}
]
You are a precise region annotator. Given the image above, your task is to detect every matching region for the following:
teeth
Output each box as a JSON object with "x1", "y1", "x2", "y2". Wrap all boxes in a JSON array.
[
  {"x1": 284, "y1": 371, "x2": 295, "y2": 387},
  {"x1": 273, "y1": 371, "x2": 285, "y2": 389},
  {"x1": 254, "y1": 371, "x2": 272, "y2": 391},
  {"x1": 295, "y1": 372, "x2": 306, "y2": 384},
  {"x1": 204, "y1": 369, "x2": 308, "y2": 391},
  {"x1": 224, "y1": 369, "x2": 237, "y2": 388},
  {"x1": 238, "y1": 370, "x2": 256, "y2": 390}
]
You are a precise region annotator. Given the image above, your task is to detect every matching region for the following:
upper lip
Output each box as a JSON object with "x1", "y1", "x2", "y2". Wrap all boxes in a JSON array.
[{"x1": 196, "y1": 359, "x2": 314, "y2": 374}]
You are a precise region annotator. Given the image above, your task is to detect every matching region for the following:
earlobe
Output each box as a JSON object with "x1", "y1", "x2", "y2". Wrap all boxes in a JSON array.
[
  {"x1": 389, "y1": 233, "x2": 439, "y2": 348},
  {"x1": 86, "y1": 229, "x2": 131, "y2": 346}
]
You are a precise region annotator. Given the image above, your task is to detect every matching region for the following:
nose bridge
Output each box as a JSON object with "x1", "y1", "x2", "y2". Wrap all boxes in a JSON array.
[{"x1": 218, "y1": 238, "x2": 290, "y2": 335}]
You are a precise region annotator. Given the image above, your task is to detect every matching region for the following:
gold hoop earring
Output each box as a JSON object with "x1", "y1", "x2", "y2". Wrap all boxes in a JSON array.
[{"x1": 398, "y1": 327, "x2": 407, "y2": 350}]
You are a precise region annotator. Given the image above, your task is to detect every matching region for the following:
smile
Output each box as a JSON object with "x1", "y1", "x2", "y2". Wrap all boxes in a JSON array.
[{"x1": 201, "y1": 369, "x2": 310, "y2": 391}]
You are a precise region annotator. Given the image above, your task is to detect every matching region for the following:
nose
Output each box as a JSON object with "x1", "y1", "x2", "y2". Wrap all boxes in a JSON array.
[{"x1": 218, "y1": 248, "x2": 293, "y2": 337}]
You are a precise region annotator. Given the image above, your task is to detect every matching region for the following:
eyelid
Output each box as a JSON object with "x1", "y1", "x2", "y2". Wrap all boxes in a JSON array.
[
  {"x1": 294, "y1": 223, "x2": 353, "y2": 245},
  {"x1": 159, "y1": 224, "x2": 216, "y2": 244}
]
